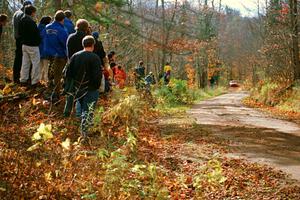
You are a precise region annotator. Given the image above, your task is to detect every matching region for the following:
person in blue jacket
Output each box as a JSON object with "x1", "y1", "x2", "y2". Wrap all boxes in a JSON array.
[
  {"x1": 43, "y1": 10, "x2": 68, "y2": 102},
  {"x1": 64, "y1": 10, "x2": 75, "y2": 34},
  {"x1": 38, "y1": 16, "x2": 52, "y2": 84}
]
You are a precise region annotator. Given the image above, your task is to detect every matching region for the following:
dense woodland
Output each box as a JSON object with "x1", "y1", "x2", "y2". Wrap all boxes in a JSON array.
[
  {"x1": 1, "y1": 0, "x2": 300, "y2": 199},
  {"x1": 1, "y1": 0, "x2": 299, "y2": 87}
]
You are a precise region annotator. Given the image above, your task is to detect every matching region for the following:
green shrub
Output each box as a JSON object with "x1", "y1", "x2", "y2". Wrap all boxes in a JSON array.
[
  {"x1": 276, "y1": 86, "x2": 300, "y2": 112},
  {"x1": 155, "y1": 79, "x2": 199, "y2": 106},
  {"x1": 96, "y1": 126, "x2": 169, "y2": 199}
]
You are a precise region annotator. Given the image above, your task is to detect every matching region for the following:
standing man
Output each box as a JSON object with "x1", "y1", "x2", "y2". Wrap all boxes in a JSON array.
[
  {"x1": 12, "y1": 0, "x2": 32, "y2": 84},
  {"x1": 19, "y1": 5, "x2": 41, "y2": 87},
  {"x1": 64, "y1": 18, "x2": 90, "y2": 117},
  {"x1": 44, "y1": 10, "x2": 68, "y2": 102},
  {"x1": 164, "y1": 62, "x2": 172, "y2": 85},
  {"x1": 64, "y1": 36, "x2": 102, "y2": 139},
  {"x1": 64, "y1": 10, "x2": 75, "y2": 35},
  {"x1": 134, "y1": 61, "x2": 145, "y2": 89},
  {"x1": 66, "y1": 19, "x2": 90, "y2": 59}
]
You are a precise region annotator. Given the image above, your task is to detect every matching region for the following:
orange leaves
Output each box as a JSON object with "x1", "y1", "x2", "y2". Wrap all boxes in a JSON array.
[{"x1": 185, "y1": 64, "x2": 196, "y2": 88}]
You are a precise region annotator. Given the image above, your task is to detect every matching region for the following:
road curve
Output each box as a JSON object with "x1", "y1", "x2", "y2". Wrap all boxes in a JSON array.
[{"x1": 188, "y1": 91, "x2": 300, "y2": 181}]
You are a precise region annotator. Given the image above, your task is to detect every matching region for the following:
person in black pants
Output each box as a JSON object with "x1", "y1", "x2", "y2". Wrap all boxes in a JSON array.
[{"x1": 12, "y1": 0, "x2": 32, "y2": 84}]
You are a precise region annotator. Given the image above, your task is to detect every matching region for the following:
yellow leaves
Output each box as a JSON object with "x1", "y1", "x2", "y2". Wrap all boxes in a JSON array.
[
  {"x1": 27, "y1": 142, "x2": 41, "y2": 152},
  {"x1": 27, "y1": 123, "x2": 53, "y2": 151},
  {"x1": 2, "y1": 84, "x2": 12, "y2": 95},
  {"x1": 44, "y1": 172, "x2": 52, "y2": 182},
  {"x1": 35, "y1": 161, "x2": 42, "y2": 167},
  {"x1": 33, "y1": 123, "x2": 53, "y2": 141},
  {"x1": 61, "y1": 138, "x2": 71, "y2": 150}
]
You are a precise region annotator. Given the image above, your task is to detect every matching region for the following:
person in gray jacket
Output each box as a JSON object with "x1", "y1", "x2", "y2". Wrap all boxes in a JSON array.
[{"x1": 12, "y1": 0, "x2": 32, "y2": 84}]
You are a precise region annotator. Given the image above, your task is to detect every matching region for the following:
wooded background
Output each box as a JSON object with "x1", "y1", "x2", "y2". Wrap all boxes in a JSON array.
[{"x1": 1, "y1": 0, "x2": 300, "y2": 87}]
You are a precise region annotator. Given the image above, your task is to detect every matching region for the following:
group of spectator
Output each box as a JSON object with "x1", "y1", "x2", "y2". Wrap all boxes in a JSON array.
[
  {"x1": 1, "y1": 1, "x2": 107, "y2": 140},
  {"x1": 0, "y1": 1, "x2": 172, "y2": 141}
]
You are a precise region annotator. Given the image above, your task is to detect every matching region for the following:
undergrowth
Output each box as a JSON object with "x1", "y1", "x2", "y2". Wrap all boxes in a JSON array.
[
  {"x1": 154, "y1": 79, "x2": 226, "y2": 114},
  {"x1": 249, "y1": 80, "x2": 300, "y2": 114}
]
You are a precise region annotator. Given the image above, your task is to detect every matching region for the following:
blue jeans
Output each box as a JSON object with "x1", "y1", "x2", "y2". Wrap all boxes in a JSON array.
[{"x1": 79, "y1": 90, "x2": 99, "y2": 137}]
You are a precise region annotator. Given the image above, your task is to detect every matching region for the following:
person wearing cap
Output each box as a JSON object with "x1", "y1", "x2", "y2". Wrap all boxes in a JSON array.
[
  {"x1": 92, "y1": 31, "x2": 106, "y2": 68},
  {"x1": 64, "y1": 10, "x2": 75, "y2": 34},
  {"x1": 12, "y1": 0, "x2": 32, "y2": 84},
  {"x1": 44, "y1": 10, "x2": 69, "y2": 102},
  {"x1": 64, "y1": 35, "x2": 102, "y2": 139},
  {"x1": 19, "y1": 5, "x2": 41, "y2": 88}
]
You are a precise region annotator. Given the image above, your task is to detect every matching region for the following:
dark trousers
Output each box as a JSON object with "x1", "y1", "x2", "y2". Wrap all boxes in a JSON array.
[
  {"x1": 13, "y1": 38, "x2": 22, "y2": 83},
  {"x1": 48, "y1": 57, "x2": 67, "y2": 94}
]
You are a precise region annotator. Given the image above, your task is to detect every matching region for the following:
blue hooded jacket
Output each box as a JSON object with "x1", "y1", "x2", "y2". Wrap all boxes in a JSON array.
[
  {"x1": 64, "y1": 17, "x2": 75, "y2": 34},
  {"x1": 38, "y1": 23, "x2": 47, "y2": 59},
  {"x1": 43, "y1": 21, "x2": 68, "y2": 58}
]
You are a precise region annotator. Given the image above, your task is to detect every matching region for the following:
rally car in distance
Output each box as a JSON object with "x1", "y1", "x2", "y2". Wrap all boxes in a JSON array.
[{"x1": 229, "y1": 80, "x2": 239, "y2": 87}]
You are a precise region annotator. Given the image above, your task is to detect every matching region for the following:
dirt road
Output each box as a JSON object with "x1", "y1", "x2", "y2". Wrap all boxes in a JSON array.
[{"x1": 188, "y1": 91, "x2": 300, "y2": 181}]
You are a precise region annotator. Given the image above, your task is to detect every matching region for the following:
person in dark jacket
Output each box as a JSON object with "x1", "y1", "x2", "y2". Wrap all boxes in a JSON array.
[
  {"x1": 92, "y1": 31, "x2": 106, "y2": 67},
  {"x1": 66, "y1": 19, "x2": 90, "y2": 59},
  {"x1": 134, "y1": 61, "x2": 145, "y2": 89},
  {"x1": 64, "y1": 19, "x2": 90, "y2": 117},
  {"x1": 64, "y1": 36, "x2": 102, "y2": 138},
  {"x1": 19, "y1": 5, "x2": 41, "y2": 87},
  {"x1": 44, "y1": 10, "x2": 68, "y2": 101},
  {"x1": 38, "y1": 16, "x2": 52, "y2": 84},
  {"x1": 64, "y1": 10, "x2": 75, "y2": 35},
  {"x1": 12, "y1": 0, "x2": 32, "y2": 83}
]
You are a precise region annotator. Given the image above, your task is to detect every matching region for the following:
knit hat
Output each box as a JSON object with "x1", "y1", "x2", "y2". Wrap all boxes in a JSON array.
[{"x1": 92, "y1": 31, "x2": 99, "y2": 40}]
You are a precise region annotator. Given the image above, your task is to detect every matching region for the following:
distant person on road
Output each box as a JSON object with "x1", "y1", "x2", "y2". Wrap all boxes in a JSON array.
[
  {"x1": 134, "y1": 61, "x2": 145, "y2": 89},
  {"x1": 163, "y1": 62, "x2": 172, "y2": 85},
  {"x1": 145, "y1": 71, "x2": 156, "y2": 92},
  {"x1": 12, "y1": 0, "x2": 32, "y2": 84},
  {"x1": 64, "y1": 36, "x2": 102, "y2": 139}
]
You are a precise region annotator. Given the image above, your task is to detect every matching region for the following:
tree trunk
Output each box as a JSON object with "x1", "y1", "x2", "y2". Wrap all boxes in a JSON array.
[{"x1": 289, "y1": 0, "x2": 300, "y2": 82}]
